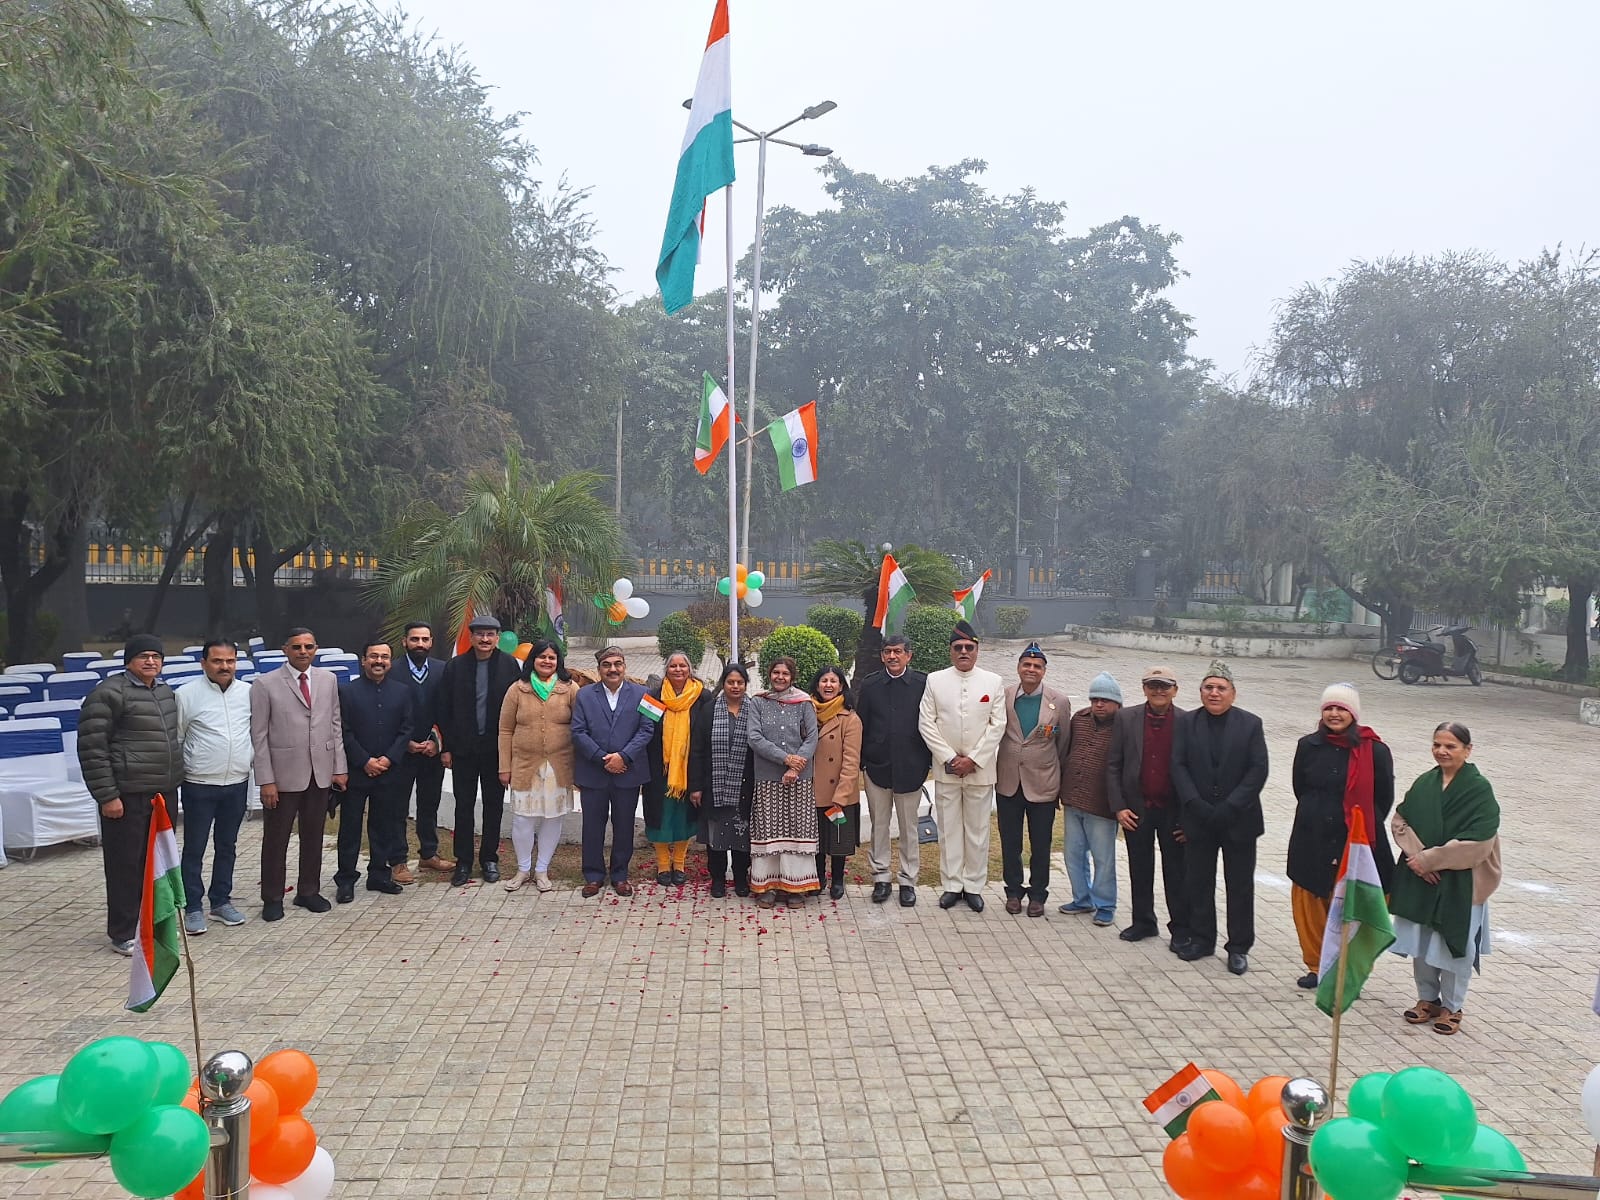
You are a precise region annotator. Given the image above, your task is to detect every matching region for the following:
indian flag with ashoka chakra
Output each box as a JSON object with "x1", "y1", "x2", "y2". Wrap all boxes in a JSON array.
[
  {"x1": 767, "y1": 401, "x2": 818, "y2": 490},
  {"x1": 873, "y1": 553, "x2": 915, "y2": 635}
]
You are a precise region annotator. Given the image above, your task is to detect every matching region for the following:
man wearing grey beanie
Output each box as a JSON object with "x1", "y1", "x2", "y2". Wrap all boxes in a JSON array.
[{"x1": 1058, "y1": 671, "x2": 1124, "y2": 925}]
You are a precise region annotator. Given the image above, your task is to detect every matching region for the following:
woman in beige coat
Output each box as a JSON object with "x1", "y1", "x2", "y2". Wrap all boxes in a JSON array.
[
  {"x1": 497, "y1": 639, "x2": 576, "y2": 893},
  {"x1": 811, "y1": 666, "x2": 862, "y2": 900}
]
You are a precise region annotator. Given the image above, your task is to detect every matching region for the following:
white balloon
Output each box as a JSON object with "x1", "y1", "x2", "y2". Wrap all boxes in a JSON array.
[
  {"x1": 624, "y1": 597, "x2": 649, "y2": 619},
  {"x1": 1582, "y1": 1064, "x2": 1600, "y2": 1143},
  {"x1": 283, "y1": 1146, "x2": 336, "y2": 1200},
  {"x1": 745, "y1": 588, "x2": 764, "y2": 608},
  {"x1": 611, "y1": 577, "x2": 633, "y2": 601},
  {"x1": 248, "y1": 1185, "x2": 296, "y2": 1200}
]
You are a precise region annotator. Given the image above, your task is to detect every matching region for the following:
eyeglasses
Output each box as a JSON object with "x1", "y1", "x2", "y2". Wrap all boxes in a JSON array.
[
  {"x1": 1143, "y1": 681, "x2": 1175, "y2": 691},
  {"x1": 1201, "y1": 684, "x2": 1231, "y2": 693},
  {"x1": 951, "y1": 642, "x2": 978, "y2": 652}
]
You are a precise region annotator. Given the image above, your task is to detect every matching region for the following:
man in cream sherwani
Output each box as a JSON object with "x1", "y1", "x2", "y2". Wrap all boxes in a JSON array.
[{"x1": 918, "y1": 619, "x2": 1008, "y2": 912}]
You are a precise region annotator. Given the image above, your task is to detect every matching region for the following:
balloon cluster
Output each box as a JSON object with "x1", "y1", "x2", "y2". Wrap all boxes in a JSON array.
[
  {"x1": 494, "y1": 631, "x2": 534, "y2": 661},
  {"x1": 1310, "y1": 1067, "x2": 1525, "y2": 1200},
  {"x1": 174, "y1": 1048, "x2": 334, "y2": 1200},
  {"x1": 1161, "y1": 1069, "x2": 1293, "y2": 1200},
  {"x1": 593, "y1": 577, "x2": 650, "y2": 626},
  {"x1": 0, "y1": 1037, "x2": 208, "y2": 1198},
  {"x1": 716, "y1": 564, "x2": 765, "y2": 608}
]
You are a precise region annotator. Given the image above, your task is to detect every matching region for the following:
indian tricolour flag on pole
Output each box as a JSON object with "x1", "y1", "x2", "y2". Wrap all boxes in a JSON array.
[
  {"x1": 638, "y1": 695, "x2": 666, "y2": 723},
  {"x1": 953, "y1": 569, "x2": 990, "y2": 622},
  {"x1": 767, "y1": 401, "x2": 818, "y2": 490},
  {"x1": 656, "y1": 0, "x2": 734, "y2": 314},
  {"x1": 127, "y1": 793, "x2": 183, "y2": 1012},
  {"x1": 542, "y1": 578, "x2": 566, "y2": 651},
  {"x1": 873, "y1": 553, "x2": 915, "y2": 635},
  {"x1": 1143, "y1": 1063, "x2": 1222, "y2": 1139},
  {"x1": 695, "y1": 372, "x2": 731, "y2": 474},
  {"x1": 1315, "y1": 807, "x2": 1395, "y2": 1016}
]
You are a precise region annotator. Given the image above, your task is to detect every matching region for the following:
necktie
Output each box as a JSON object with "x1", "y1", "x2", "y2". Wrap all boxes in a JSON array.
[{"x1": 299, "y1": 672, "x2": 312, "y2": 709}]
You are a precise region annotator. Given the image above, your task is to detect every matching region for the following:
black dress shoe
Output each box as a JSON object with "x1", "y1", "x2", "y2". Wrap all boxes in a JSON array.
[
  {"x1": 293, "y1": 894, "x2": 331, "y2": 914},
  {"x1": 262, "y1": 901, "x2": 284, "y2": 922},
  {"x1": 829, "y1": 880, "x2": 845, "y2": 900},
  {"x1": 335, "y1": 883, "x2": 355, "y2": 904},
  {"x1": 1296, "y1": 972, "x2": 1319, "y2": 989},
  {"x1": 938, "y1": 891, "x2": 963, "y2": 909},
  {"x1": 1228, "y1": 952, "x2": 1249, "y2": 975},
  {"x1": 1120, "y1": 925, "x2": 1158, "y2": 942},
  {"x1": 1169, "y1": 937, "x2": 1188, "y2": 954},
  {"x1": 1177, "y1": 942, "x2": 1214, "y2": 961},
  {"x1": 671, "y1": 870, "x2": 687, "y2": 885},
  {"x1": 871, "y1": 882, "x2": 892, "y2": 903},
  {"x1": 657, "y1": 871, "x2": 673, "y2": 886},
  {"x1": 451, "y1": 867, "x2": 472, "y2": 887},
  {"x1": 481, "y1": 862, "x2": 500, "y2": 884},
  {"x1": 900, "y1": 886, "x2": 917, "y2": 907},
  {"x1": 734, "y1": 880, "x2": 751, "y2": 898},
  {"x1": 709, "y1": 880, "x2": 727, "y2": 899},
  {"x1": 964, "y1": 892, "x2": 985, "y2": 912},
  {"x1": 367, "y1": 878, "x2": 403, "y2": 895}
]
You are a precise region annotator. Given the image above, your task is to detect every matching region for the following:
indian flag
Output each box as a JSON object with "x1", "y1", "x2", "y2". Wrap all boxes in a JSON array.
[
  {"x1": 1143, "y1": 1063, "x2": 1222, "y2": 1139},
  {"x1": 127, "y1": 794, "x2": 183, "y2": 1013},
  {"x1": 1316, "y1": 807, "x2": 1395, "y2": 1016},
  {"x1": 638, "y1": 695, "x2": 666, "y2": 723},
  {"x1": 767, "y1": 401, "x2": 818, "y2": 490},
  {"x1": 694, "y1": 372, "x2": 731, "y2": 474},
  {"x1": 872, "y1": 553, "x2": 915, "y2": 635},
  {"x1": 656, "y1": 0, "x2": 734, "y2": 314},
  {"x1": 825, "y1": 805, "x2": 847, "y2": 825},
  {"x1": 542, "y1": 579, "x2": 566, "y2": 651},
  {"x1": 953, "y1": 569, "x2": 990, "y2": 623}
]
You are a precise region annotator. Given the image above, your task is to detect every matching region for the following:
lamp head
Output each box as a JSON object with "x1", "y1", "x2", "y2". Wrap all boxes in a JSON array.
[
  {"x1": 802, "y1": 144, "x2": 832, "y2": 157},
  {"x1": 802, "y1": 101, "x2": 838, "y2": 119}
]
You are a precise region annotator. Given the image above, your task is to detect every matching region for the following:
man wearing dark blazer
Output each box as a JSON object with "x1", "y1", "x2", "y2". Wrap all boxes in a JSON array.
[
  {"x1": 1106, "y1": 665, "x2": 1189, "y2": 948},
  {"x1": 337, "y1": 638, "x2": 415, "y2": 902},
  {"x1": 437, "y1": 613, "x2": 522, "y2": 886},
  {"x1": 854, "y1": 635, "x2": 932, "y2": 907},
  {"x1": 569, "y1": 645, "x2": 654, "y2": 897},
  {"x1": 1170, "y1": 659, "x2": 1269, "y2": 975},
  {"x1": 398, "y1": 621, "x2": 452, "y2": 876}
]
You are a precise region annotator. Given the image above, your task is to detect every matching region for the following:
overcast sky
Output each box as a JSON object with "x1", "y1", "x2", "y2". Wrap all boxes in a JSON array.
[{"x1": 395, "y1": 0, "x2": 1598, "y2": 380}]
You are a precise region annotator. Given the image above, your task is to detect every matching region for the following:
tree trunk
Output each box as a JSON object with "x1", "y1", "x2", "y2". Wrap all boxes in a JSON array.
[
  {"x1": 42, "y1": 523, "x2": 90, "y2": 653},
  {"x1": 250, "y1": 528, "x2": 310, "y2": 644},
  {"x1": 144, "y1": 492, "x2": 206, "y2": 630},
  {"x1": 0, "y1": 488, "x2": 78, "y2": 663},
  {"x1": 203, "y1": 513, "x2": 239, "y2": 637},
  {"x1": 851, "y1": 583, "x2": 882, "y2": 681},
  {"x1": 1562, "y1": 574, "x2": 1595, "y2": 683}
]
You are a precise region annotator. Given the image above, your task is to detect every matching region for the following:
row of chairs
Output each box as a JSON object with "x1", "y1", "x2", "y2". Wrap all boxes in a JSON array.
[
  {"x1": 0, "y1": 716, "x2": 97, "y2": 867},
  {"x1": 2, "y1": 648, "x2": 364, "y2": 702}
]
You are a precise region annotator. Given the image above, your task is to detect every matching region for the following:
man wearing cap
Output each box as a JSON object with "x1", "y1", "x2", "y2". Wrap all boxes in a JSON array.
[
  {"x1": 918, "y1": 619, "x2": 1007, "y2": 912},
  {"x1": 570, "y1": 645, "x2": 654, "y2": 897},
  {"x1": 855, "y1": 634, "x2": 932, "y2": 906},
  {"x1": 995, "y1": 643, "x2": 1071, "y2": 916},
  {"x1": 1171, "y1": 659, "x2": 1269, "y2": 975},
  {"x1": 1107, "y1": 665, "x2": 1190, "y2": 947},
  {"x1": 77, "y1": 635, "x2": 184, "y2": 954},
  {"x1": 437, "y1": 613, "x2": 522, "y2": 887},
  {"x1": 1058, "y1": 671, "x2": 1124, "y2": 925}
]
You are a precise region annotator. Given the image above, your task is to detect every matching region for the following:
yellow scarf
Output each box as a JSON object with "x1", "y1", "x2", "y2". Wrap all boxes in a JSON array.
[
  {"x1": 660, "y1": 677, "x2": 703, "y2": 798},
  {"x1": 812, "y1": 694, "x2": 846, "y2": 727}
]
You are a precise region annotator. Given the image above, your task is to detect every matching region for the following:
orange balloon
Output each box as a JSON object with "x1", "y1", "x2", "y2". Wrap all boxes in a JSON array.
[
  {"x1": 175, "y1": 1170, "x2": 206, "y2": 1200},
  {"x1": 255, "y1": 1049, "x2": 317, "y2": 1114},
  {"x1": 244, "y1": 1077, "x2": 281, "y2": 1146},
  {"x1": 513, "y1": 642, "x2": 533, "y2": 662},
  {"x1": 607, "y1": 600, "x2": 627, "y2": 622},
  {"x1": 1232, "y1": 1168, "x2": 1280, "y2": 1200},
  {"x1": 181, "y1": 1086, "x2": 201, "y2": 1114},
  {"x1": 1200, "y1": 1068, "x2": 1247, "y2": 1109},
  {"x1": 734, "y1": 581, "x2": 747, "y2": 598},
  {"x1": 251, "y1": 1113, "x2": 316, "y2": 1185},
  {"x1": 735, "y1": 564, "x2": 748, "y2": 581},
  {"x1": 1163, "y1": 1133, "x2": 1244, "y2": 1200},
  {"x1": 1253, "y1": 1107, "x2": 1287, "y2": 1175},
  {"x1": 1188, "y1": 1100, "x2": 1256, "y2": 1174},
  {"x1": 1245, "y1": 1075, "x2": 1292, "y2": 1119}
]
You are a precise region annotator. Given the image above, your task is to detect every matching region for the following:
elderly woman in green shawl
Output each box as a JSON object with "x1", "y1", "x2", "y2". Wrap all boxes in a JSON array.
[{"x1": 1389, "y1": 721, "x2": 1501, "y2": 1035}]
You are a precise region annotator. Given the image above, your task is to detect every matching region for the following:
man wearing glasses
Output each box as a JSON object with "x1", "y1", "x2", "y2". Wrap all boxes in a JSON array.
[{"x1": 1106, "y1": 666, "x2": 1189, "y2": 948}]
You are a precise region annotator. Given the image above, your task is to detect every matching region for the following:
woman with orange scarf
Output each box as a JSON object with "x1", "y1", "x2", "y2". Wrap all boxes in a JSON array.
[
  {"x1": 642, "y1": 652, "x2": 709, "y2": 886},
  {"x1": 1287, "y1": 682, "x2": 1395, "y2": 989}
]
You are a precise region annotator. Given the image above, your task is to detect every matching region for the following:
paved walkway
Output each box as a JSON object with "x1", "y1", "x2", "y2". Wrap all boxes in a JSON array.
[{"x1": 3, "y1": 641, "x2": 1598, "y2": 1198}]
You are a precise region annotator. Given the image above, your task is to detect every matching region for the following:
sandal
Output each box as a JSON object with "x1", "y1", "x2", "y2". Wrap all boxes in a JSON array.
[
  {"x1": 1404, "y1": 999, "x2": 1442, "y2": 1025},
  {"x1": 1433, "y1": 1009, "x2": 1463, "y2": 1035}
]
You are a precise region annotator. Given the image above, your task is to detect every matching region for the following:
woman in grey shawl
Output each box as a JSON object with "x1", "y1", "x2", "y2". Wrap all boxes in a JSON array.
[
  {"x1": 746, "y1": 657, "x2": 820, "y2": 909},
  {"x1": 689, "y1": 663, "x2": 755, "y2": 898}
]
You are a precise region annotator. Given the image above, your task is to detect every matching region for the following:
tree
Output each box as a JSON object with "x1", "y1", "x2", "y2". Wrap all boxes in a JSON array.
[{"x1": 802, "y1": 539, "x2": 958, "y2": 677}]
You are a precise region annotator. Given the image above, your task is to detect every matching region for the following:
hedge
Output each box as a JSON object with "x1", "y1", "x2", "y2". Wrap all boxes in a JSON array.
[
  {"x1": 757, "y1": 624, "x2": 838, "y2": 691},
  {"x1": 903, "y1": 605, "x2": 960, "y2": 675}
]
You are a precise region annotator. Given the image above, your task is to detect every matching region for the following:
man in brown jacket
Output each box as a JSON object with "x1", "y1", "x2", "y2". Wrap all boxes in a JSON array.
[
  {"x1": 1058, "y1": 672, "x2": 1123, "y2": 925},
  {"x1": 994, "y1": 643, "x2": 1071, "y2": 916}
]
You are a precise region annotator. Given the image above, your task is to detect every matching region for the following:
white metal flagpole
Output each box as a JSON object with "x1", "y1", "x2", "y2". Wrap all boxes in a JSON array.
[{"x1": 723, "y1": 184, "x2": 740, "y2": 664}]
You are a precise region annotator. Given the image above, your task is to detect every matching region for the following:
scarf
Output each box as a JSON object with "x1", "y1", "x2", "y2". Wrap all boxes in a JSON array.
[
  {"x1": 659, "y1": 677, "x2": 703, "y2": 799},
  {"x1": 528, "y1": 673, "x2": 554, "y2": 702},
  {"x1": 1389, "y1": 762, "x2": 1499, "y2": 959},
  {"x1": 762, "y1": 686, "x2": 811, "y2": 704},
  {"x1": 710, "y1": 695, "x2": 747, "y2": 809},
  {"x1": 812, "y1": 695, "x2": 846, "y2": 726},
  {"x1": 1325, "y1": 724, "x2": 1381, "y2": 838}
]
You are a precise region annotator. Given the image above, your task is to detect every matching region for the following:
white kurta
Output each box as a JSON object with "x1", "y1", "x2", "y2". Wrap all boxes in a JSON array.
[{"x1": 918, "y1": 666, "x2": 1008, "y2": 893}]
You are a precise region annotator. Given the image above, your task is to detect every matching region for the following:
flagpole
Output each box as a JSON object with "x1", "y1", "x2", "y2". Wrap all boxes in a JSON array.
[
  {"x1": 164, "y1": 795, "x2": 205, "y2": 1069},
  {"x1": 1326, "y1": 918, "x2": 1354, "y2": 1109},
  {"x1": 723, "y1": 183, "x2": 740, "y2": 665}
]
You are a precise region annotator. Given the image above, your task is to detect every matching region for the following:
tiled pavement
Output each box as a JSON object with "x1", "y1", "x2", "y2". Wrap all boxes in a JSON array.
[{"x1": 3, "y1": 639, "x2": 1598, "y2": 1198}]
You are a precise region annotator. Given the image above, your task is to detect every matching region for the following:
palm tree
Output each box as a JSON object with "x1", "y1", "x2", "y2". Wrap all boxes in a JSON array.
[
  {"x1": 803, "y1": 539, "x2": 958, "y2": 677},
  {"x1": 371, "y1": 446, "x2": 624, "y2": 642}
]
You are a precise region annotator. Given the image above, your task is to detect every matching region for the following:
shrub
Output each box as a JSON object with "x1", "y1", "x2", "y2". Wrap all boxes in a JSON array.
[
  {"x1": 806, "y1": 604, "x2": 863, "y2": 661},
  {"x1": 993, "y1": 605, "x2": 1029, "y2": 638},
  {"x1": 1517, "y1": 656, "x2": 1560, "y2": 680},
  {"x1": 1094, "y1": 609, "x2": 1125, "y2": 629},
  {"x1": 1545, "y1": 596, "x2": 1570, "y2": 631},
  {"x1": 757, "y1": 624, "x2": 837, "y2": 690},
  {"x1": 903, "y1": 604, "x2": 959, "y2": 674},
  {"x1": 655, "y1": 612, "x2": 706, "y2": 671},
  {"x1": 1213, "y1": 603, "x2": 1248, "y2": 634}
]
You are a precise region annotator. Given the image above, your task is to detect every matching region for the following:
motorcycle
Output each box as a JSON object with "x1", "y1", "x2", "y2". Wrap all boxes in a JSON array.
[{"x1": 1396, "y1": 625, "x2": 1483, "y2": 686}]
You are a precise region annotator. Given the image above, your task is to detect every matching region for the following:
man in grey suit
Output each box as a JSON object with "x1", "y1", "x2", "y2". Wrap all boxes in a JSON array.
[
  {"x1": 250, "y1": 627, "x2": 348, "y2": 921},
  {"x1": 1106, "y1": 665, "x2": 1189, "y2": 948},
  {"x1": 994, "y1": 643, "x2": 1071, "y2": 917},
  {"x1": 569, "y1": 646, "x2": 654, "y2": 897}
]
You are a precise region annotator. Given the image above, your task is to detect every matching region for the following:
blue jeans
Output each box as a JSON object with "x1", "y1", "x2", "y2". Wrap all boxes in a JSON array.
[
  {"x1": 180, "y1": 780, "x2": 248, "y2": 912},
  {"x1": 1062, "y1": 808, "x2": 1118, "y2": 917}
]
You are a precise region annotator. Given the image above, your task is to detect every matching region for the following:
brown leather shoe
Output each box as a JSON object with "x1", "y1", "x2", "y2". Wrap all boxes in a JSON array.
[
  {"x1": 581, "y1": 882, "x2": 602, "y2": 898},
  {"x1": 1027, "y1": 899, "x2": 1045, "y2": 918},
  {"x1": 391, "y1": 864, "x2": 415, "y2": 885},
  {"x1": 419, "y1": 856, "x2": 456, "y2": 872},
  {"x1": 1005, "y1": 896, "x2": 1023, "y2": 915},
  {"x1": 613, "y1": 880, "x2": 634, "y2": 897}
]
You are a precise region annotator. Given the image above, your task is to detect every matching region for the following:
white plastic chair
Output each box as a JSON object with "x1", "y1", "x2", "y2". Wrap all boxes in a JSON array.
[
  {"x1": 248, "y1": 637, "x2": 265, "y2": 653},
  {"x1": 87, "y1": 659, "x2": 123, "y2": 676},
  {"x1": 162, "y1": 654, "x2": 197, "y2": 665},
  {"x1": 182, "y1": 645, "x2": 206, "y2": 655},
  {"x1": 161, "y1": 663, "x2": 205, "y2": 685},
  {"x1": 4, "y1": 663, "x2": 57, "y2": 676},
  {"x1": 12, "y1": 701, "x2": 85, "y2": 781},
  {"x1": 61, "y1": 652, "x2": 100, "y2": 673},
  {"x1": 0, "y1": 718, "x2": 97, "y2": 856},
  {"x1": 44, "y1": 672, "x2": 99, "y2": 702},
  {"x1": 0, "y1": 676, "x2": 47, "y2": 705}
]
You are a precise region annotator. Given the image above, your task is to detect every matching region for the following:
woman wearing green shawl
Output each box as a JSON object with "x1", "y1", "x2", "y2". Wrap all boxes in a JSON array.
[{"x1": 1388, "y1": 721, "x2": 1502, "y2": 1035}]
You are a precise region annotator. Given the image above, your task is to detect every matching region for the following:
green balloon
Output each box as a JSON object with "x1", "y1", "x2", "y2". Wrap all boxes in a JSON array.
[
  {"x1": 497, "y1": 630, "x2": 518, "y2": 653},
  {"x1": 58, "y1": 1037, "x2": 158, "y2": 1135},
  {"x1": 1309, "y1": 1116, "x2": 1408, "y2": 1200},
  {"x1": 1382, "y1": 1066, "x2": 1477, "y2": 1162},
  {"x1": 746, "y1": 571, "x2": 766, "y2": 589},
  {"x1": 108, "y1": 1104, "x2": 209, "y2": 1199},
  {"x1": 147, "y1": 1042, "x2": 191, "y2": 1107},
  {"x1": 717, "y1": 576, "x2": 732, "y2": 596},
  {"x1": 1347, "y1": 1071, "x2": 1392, "y2": 1123},
  {"x1": 0, "y1": 1075, "x2": 113, "y2": 1165}
]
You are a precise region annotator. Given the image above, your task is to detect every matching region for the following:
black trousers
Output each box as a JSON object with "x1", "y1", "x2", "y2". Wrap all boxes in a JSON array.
[
  {"x1": 995, "y1": 791, "x2": 1056, "y2": 902},
  {"x1": 1125, "y1": 803, "x2": 1189, "y2": 940},
  {"x1": 709, "y1": 849, "x2": 751, "y2": 886},
  {"x1": 403, "y1": 753, "x2": 446, "y2": 862},
  {"x1": 580, "y1": 785, "x2": 639, "y2": 884},
  {"x1": 100, "y1": 792, "x2": 155, "y2": 943},
  {"x1": 1183, "y1": 825, "x2": 1257, "y2": 955},
  {"x1": 452, "y1": 752, "x2": 505, "y2": 867},
  {"x1": 336, "y1": 779, "x2": 407, "y2": 886}
]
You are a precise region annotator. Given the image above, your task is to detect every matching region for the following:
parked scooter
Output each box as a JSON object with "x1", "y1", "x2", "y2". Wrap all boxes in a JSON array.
[{"x1": 1396, "y1": 625, "x2": 1483, "y2": 686}]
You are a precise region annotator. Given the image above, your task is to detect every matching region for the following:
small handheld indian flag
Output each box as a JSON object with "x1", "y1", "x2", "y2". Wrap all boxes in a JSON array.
[
  {"x1": 1143, "y1": 1063, "x2": 1221, "y2": 1138},
  {"x1": 1315, "y1": 807, "x2": 1395, "y2": 1016},
  {"x1": 638, "y1": 695, "x2": 666, "y2": 723},
  {"x1": 872, "y1": 553, "x2": 915, "y2": 635},
  {"x1": 127, "y1": 793, "x2": 184, "y2": 1012},
  {"x1": 694, "y1": 372, "x2": 731, "y2": 475},
  {"x1": 825, "y1": 805, "x2": 847, "y2": 825},
  {"x1": 766, "y1": 401, "x2": 818, "y2": 490},
  {"x1": 953, "y1": 569, "x2": 990, "y2": 623}
]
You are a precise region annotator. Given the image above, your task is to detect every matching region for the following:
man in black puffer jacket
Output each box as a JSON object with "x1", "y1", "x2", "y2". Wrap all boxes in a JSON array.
[{"x1": 78, "y1": 634, "x2": 184, "y2": 955}]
